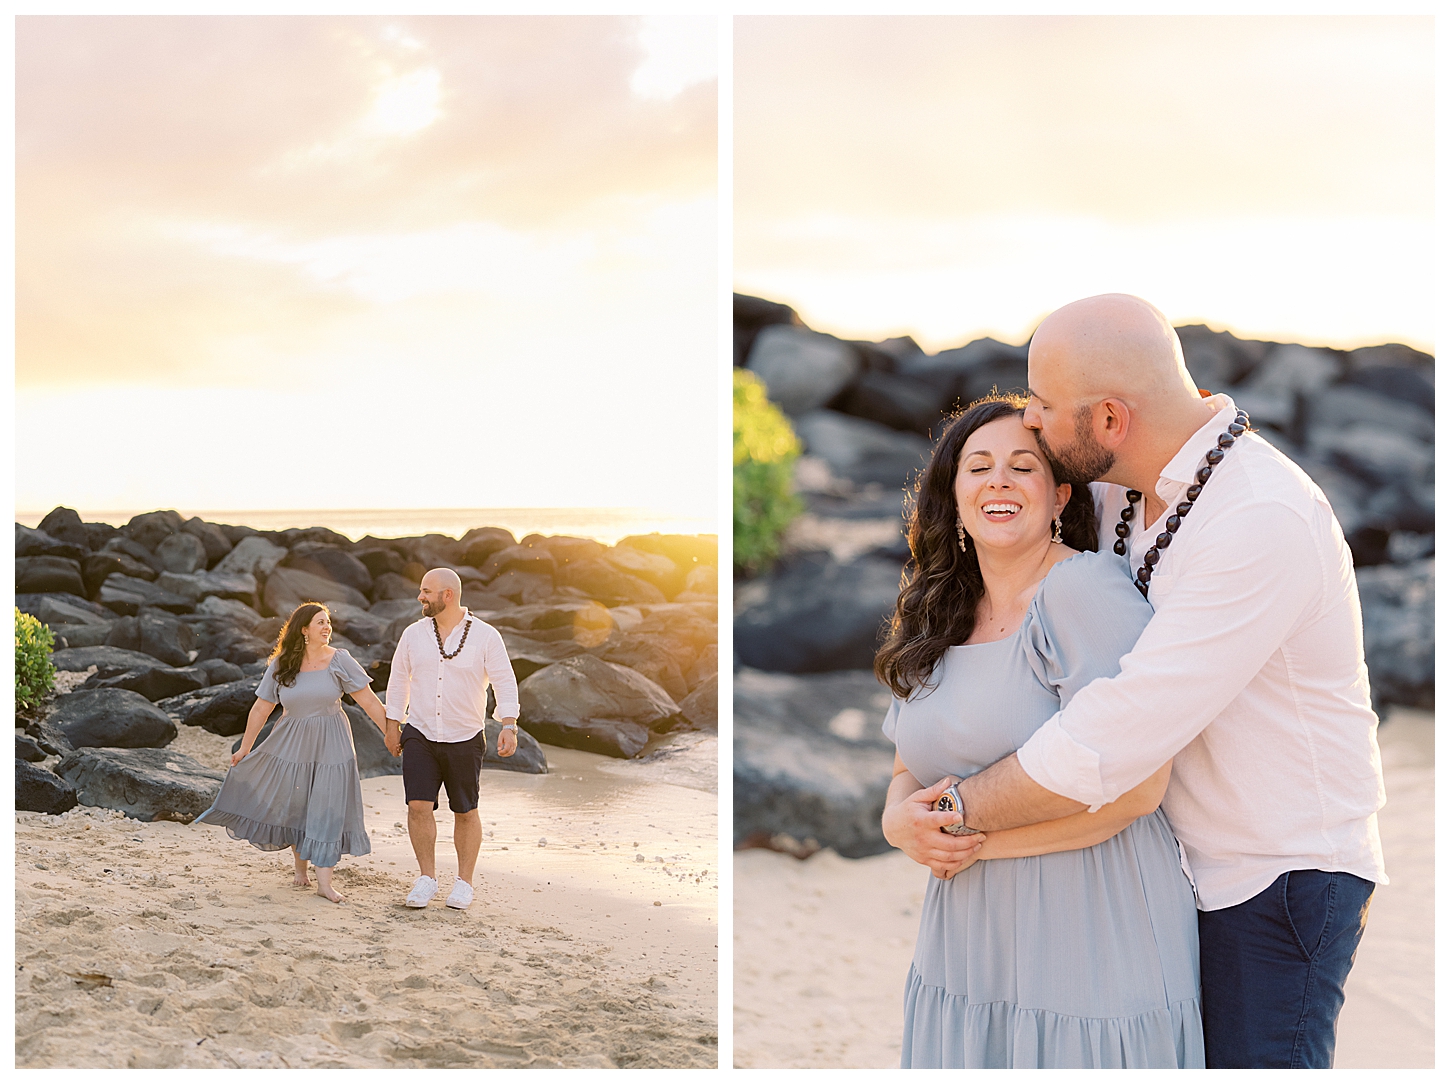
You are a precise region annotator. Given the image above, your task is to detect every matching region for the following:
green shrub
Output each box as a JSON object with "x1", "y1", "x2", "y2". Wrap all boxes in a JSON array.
[
  {"x1": 734, "y1": 369, "x2": 803, "y2": 575},
  {"x1": 16, "y1": 608, "x2": 56, "y2": 712}
]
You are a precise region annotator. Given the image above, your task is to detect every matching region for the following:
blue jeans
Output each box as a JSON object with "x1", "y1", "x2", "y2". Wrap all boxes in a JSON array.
[{"x1": 1199, "y1": 869, "x2": 1375, "y2": 1068}]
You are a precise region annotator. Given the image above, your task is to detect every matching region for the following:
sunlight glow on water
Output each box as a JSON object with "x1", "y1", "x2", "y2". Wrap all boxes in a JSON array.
[{"x1": 15, "y1": 508, "x2": 716, "y2": 546}]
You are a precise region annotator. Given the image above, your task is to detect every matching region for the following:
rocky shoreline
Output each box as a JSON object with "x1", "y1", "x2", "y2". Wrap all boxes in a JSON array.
[
  {"x1": 733, "y1": 293, "x2": 1434, "y2": 857},
  {"x1": 17, "y1": 508, "x2": 718, "y2": 820}
]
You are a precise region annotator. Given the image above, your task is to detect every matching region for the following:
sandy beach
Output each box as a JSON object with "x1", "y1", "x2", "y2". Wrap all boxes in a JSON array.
[
  {"x1": 16, "y1": 729, "x2": 718, "y2": 1069},
  {"x1": 733, "y1": 707, "x2": 1433, "y2": 1069}
]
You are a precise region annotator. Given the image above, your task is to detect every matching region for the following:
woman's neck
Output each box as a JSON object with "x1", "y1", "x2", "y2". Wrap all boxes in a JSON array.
[
  {"x1": 975, "y1": 538, "x2": 1056, "y2": 616},
  {"x1": 303, "y1": 644, "x2": 332, "y2": 667}
]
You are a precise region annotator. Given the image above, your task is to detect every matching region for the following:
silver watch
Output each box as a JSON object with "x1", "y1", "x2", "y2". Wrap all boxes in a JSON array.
[{"x1": 936, "y1": 783, "x2": 982, "y2": 836}]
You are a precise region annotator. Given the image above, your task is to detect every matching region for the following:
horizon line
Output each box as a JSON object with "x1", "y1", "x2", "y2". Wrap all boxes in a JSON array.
[{"x1": 732, "y1": 290, "x2": 1435, "y2": 357}]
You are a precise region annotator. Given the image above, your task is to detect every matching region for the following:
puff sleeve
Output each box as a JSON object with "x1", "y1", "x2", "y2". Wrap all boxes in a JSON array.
[
  {"x1": 1022, "y1": 551, "x2": 1153, "y2": 709},
  {"x1": 881, "y1": 697, "x2": 903, "y2": 743},
  {"x1": 254, "y1": 659, "x2": 280, "y2": 703},
  {"x1": 331, "y1": 649, "x2": 372, "y2": 695}
]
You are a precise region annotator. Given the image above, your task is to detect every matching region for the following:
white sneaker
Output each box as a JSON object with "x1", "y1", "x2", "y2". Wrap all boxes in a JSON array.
[
  {"x1": 445, "y1": 879, "x2": 474, "y2": 910},
  {"x1": 406, "y1": 875, "x2": 438, "y2": 908}
]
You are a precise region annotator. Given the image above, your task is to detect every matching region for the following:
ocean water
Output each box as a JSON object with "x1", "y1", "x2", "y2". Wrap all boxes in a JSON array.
[{"x1": 15, "y1": 508, "x2": 716, "y2": 547}]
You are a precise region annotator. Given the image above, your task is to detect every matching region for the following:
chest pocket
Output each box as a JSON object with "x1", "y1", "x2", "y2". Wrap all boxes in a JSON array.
[{"x1": 1146, "y1": 570, "x2": 1176, "y2": 606}]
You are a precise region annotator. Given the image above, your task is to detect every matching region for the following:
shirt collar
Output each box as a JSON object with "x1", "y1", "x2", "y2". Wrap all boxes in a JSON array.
[
  {"x1": 1157, "y1": 394, "x2": 1238, "y2": 491},
  {"x1": 437, "y1": 608, "x2": 474, "y2": 644}
]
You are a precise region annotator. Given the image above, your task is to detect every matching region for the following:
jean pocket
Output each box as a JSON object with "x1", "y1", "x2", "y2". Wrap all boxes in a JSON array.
[{"x1": 1282, "y1": 869, "x2": 1333, "y2": 961}]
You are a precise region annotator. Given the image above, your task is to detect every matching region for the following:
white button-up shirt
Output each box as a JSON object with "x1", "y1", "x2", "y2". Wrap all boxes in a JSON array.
[
  {"x1": 1017, "y1": 396, "x2": 1387, "y2": 911},
  {"x1": 384, "y1": 612, "x2": 521, "y2": 743}
]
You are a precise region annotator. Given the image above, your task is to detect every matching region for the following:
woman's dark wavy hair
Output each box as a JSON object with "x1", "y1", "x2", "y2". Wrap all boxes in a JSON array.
[
  {"x1": 269, "y1": 601, "x2": 330, "y2": 689},
  {"x1": 874, "y1": 393, "x2": 1099, "y2": 700}
]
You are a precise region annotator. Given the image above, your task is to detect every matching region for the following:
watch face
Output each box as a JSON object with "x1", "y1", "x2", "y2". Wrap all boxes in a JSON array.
[{"x1": 935, "y1": 791, "x2": 960, "y2": 815}]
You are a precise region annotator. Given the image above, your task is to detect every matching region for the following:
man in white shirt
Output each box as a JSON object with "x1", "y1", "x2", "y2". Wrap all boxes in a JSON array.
[
  {"x1": 919, "y1": 294, "x2": 1386, "y2": 1067},
  {"x1": 384, "y1": 567, "x2": 521, "y2": 911}
]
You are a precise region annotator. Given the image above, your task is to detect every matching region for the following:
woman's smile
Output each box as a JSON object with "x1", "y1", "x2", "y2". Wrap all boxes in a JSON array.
[{"x1": 980, "y1": 501, "x2": 1023, "y2": 521}]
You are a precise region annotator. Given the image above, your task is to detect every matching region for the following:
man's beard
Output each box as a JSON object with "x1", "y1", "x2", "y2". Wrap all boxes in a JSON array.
[
  {"x1": 1037, "y1": 406, "x2": 1115, "y2": 486},
  {"x1": 421, "y1": 598, "x2": 443, "y2": 617}
]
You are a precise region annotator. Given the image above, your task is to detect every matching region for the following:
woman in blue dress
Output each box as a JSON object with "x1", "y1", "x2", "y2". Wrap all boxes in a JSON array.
[
  {"x1": 198, "y1": 602, "x2": 391, "y2": 904},
  {"x1": 876, "y1": 395, "x2": 1203, "y2": 1068}
]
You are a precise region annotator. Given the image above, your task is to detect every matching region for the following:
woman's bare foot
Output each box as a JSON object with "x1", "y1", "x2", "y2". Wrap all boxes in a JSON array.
[
  {"x1": 291, "y1": 848, "x2": 310, "y2": 887},
  {"x1": 292, "y1": 871, "x2": 311, "y2": 887},
  {"x1": 315, "y1": 868, "x2": 344, "y2": 903}
]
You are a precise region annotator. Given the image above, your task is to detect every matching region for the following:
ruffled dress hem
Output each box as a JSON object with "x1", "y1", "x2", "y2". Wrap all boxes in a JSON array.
[
  {"x1": 195, "y1": 805, "x2": 371, "y2": 868},
  {"x1": 901, "y1": 963, "x2": 1205, "y2": 1069}
]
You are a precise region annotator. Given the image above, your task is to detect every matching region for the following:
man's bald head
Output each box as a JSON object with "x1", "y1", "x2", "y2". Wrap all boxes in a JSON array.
[
  {"x1": 1023, "y1": 294, "x2": 1220, "y2": 490},
  {"x1": 421, "y1": 567, "x2": 463, "y2": 601},
  {"x1": 1029, "y1": 294, "x2": 1198, "y2": 408}
]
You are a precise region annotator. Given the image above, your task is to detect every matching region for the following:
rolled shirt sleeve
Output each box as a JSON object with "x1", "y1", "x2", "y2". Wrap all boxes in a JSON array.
[
  {"x1": 1017, "y1": 499, "x2": 1325, "y2": 808},
  {"x1": 483, "y1": 624, "x2": 521, "y2": 720}
]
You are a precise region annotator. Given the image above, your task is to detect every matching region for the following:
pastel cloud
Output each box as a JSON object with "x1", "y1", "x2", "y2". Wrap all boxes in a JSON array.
[
  {"x1": 16, "y1": 16, "x2": 717, "y2": 516},
  {"x1": 18, "y1": 15, "x2": 716, "y2": 386},
  {"x1": 735, "y1": 15, "x2": 1432, "y2": 352}
]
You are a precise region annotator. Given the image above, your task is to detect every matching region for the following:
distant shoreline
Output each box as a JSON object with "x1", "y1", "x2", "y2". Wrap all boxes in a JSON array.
[{"x1": 15, "y1": 507, "x2": 717, "y2": 547}]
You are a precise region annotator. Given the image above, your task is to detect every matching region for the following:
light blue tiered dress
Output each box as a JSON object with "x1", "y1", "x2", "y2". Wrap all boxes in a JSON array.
[
  {"x1": 197, "y1": 649, "x2": 373, "y2": 868},
  {"x1": 883, "y1": 550, "x2": 1204, "y2": 1068}
]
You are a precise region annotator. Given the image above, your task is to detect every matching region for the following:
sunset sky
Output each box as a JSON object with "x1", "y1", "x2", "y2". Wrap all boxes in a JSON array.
[
  {"x1": 735, "y1": 15, "x2": 1433, "y2": 354},
  {"x1": 16, "y1": 15, "x2": 717, "y2": 517}
]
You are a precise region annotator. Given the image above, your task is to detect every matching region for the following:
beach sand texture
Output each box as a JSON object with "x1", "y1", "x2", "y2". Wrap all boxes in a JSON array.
[
  {"x1": 16, "y1": 730, "x2": 718, "y2": 1069},
  {"x1": 733, "y1": 708, "x2": 1432, "y2": 1069}
]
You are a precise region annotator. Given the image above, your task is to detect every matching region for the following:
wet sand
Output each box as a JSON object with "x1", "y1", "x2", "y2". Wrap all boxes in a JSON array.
[
  {"x1": 733, "y1": 708, "x2": 1433, "y2": 1069},
  {"x1": 16, "y1": 729, "x2": 718, "y2": 1069}
]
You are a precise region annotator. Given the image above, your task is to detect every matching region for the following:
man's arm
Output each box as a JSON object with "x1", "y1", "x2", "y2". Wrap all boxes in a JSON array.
[
  {"x1": 961, "y1": 500, "x2": 1324, "y2": 829},
  {"x1": 938, "y1": 761, "x2": 1173, "y2": 878},
  {"x1": 383, "y1": 630, "x2": 412, "y2": 755},
  {"x1": 482, "y1": 625, "x2": 521, "y2": 757},
  {"x1": 953, "y1": 753, "x2": 1086, "y2": 831}
]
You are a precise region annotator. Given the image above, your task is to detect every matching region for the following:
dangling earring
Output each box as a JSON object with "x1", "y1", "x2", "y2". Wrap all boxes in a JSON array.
[
  {"x1": 956, "y1": 518, "x2": 967, "y2": 552},
  {"x1": 1051, "y1": 516, "x2": 1063, "y2": 545}
]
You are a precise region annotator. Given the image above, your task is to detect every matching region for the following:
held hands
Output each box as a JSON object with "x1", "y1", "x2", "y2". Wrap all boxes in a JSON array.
[
  {"x1": 497, "y1": 724, "x2": 518, "y2": 758},
  {"x1": 882, "y1": 776, "x2": 985, "y2": 880},
  {"x1": 384, "y1": 721, "x2": 402, "y2": 758}
]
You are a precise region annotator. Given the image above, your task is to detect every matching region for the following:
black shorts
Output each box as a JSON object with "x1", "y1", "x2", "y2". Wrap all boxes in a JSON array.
[{"x1": 400, "y1": 724, "x2": 484, "y2": 814}]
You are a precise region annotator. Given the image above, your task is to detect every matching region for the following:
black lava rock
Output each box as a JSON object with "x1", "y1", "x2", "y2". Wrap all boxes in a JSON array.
[
  {"x1": 54, "y1": 747, "x2": 223, "y2": 822},
  {"x1": 734, "y1": 668, "x2": 897, "y2": 857},
  {"x1": 16, "y1": 556, "x2": 86, "y2": 596},
  {"x1": 165, "y1": 678, "x2": 280, "y2": 736},
  {"x1": 47, "y1": 688, "x2": 178, "y2": 749},
  {"x1": 17, "y1": 759, "x2": 79, "y2": 815},
  {"x1": 197, "y1": 658, "x2": 245, "y2": 685},
  {"x1": 98, "y1": 574, "x2": 193, "y2": 616},
  {"x1": 1358, "y1": 560, "x2": 1434, "y2": 711},
  {"x1": 104, "y1": 609, "x2": 196, "y2": 667},
  {"x1": 518, "y1": 655, "x2": 684, "y2": 759},
  {"x1": 36, "y1": 507, "x2": 92, "y2": 549},
  {"x1": 735, "y1": 552, "x2": 902, "y2": 673},
  {"x1": 15, "y1": 525, "x2": 88, "y2": 561},
  {"x1": 50, "y1": 645, "x2": 172, "y2": 673},
  {"x1": 81, "y1": 664, "x2": 210, "y2": 702}
]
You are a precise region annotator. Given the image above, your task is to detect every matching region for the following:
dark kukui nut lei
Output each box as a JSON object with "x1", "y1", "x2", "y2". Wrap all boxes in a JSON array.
[
  {"x1": 1114, "y1": 409, "x2": 1250, "y2": 599},
  {"x1": 433, "y1": 611, "x2": 472, "y2": 659}
]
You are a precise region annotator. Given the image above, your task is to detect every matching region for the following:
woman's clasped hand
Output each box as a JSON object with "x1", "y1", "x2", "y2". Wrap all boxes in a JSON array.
[{"x1": 880, "y1": 775, "x2": 984, "y2": 880}]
